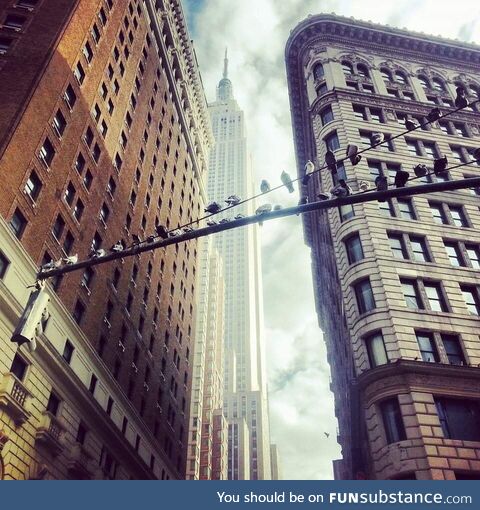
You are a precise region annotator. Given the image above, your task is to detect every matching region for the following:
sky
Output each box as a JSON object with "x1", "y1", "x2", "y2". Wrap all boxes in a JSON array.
[{"x1": 182, "y1": 0, "x2": 480, "y2": 479}]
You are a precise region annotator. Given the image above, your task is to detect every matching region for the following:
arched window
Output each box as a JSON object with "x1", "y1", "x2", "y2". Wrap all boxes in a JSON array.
[
  {"x1": 432, "y1": 78, "x2": 446, "y2": 92},
  {"x1": 395, "y1": 71, "x2": 407, "y2": 85},
  {"x1": 341, "y1": 61, "x2": 354, "y2": 76},
  {"x1": 418, "y1": 75, "x2": 430, "y2": 89},
  {"x1": 357, "y1": 64, "x2": 369, "y2": 78},
  {"x1": 380, "y1": 68, "x2": 392, "y2": 83},
  {"x1": 313, "y1": 63, "x2": 324, "y2": 80}
]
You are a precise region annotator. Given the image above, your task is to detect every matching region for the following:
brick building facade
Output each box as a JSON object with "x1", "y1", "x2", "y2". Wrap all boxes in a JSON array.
[
  {"x1": 286, "y1": 14, "x2": 480, "y2": 480},
  {"x1": 0, "y1": 0, "x2": 212, "y2": 479}
]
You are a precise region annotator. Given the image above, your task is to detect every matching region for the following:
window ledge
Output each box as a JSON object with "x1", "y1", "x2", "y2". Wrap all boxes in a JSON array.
[{"x1": 0, "y1": 372, "x2": 31, "y2": 425}]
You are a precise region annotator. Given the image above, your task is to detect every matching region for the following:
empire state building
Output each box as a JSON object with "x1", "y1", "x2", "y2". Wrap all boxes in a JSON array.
[{"x1": 207, "y1": 51, "x2": 272, "y2": 479}]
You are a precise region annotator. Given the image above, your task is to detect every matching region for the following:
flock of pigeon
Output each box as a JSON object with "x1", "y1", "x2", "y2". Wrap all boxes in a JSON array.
[{"x1": 40, "y1": 88, "x2": 477, "y2": 273}]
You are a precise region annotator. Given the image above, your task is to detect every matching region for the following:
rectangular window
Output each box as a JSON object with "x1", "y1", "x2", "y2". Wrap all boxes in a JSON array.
[
  {"x1": 369, "y1": 108, "x2": 383, "y2": 123},
  {"x1": 388, "y1": 233, "x2": 408, "y2": 259},
  {"x1": 339, "y1": 204, "x2": 354, "y2": 222},
  {"x1": 345, "y1": 233, "x2": 363, "y2": 264},
  {"x1": 320, "y1": 106, "x2": 334, "y2": 126},
  {"x1": 435, "y1": 398, "x2": 480, "y2": 441},
  {"x1": 24, "y1": 170, "x2": 42, "y2": 201},
  {"x1": 62, "y1": 339, "x2": 74, "y2": 363},
  {"x1": 444, "y1": 241, "x2": 464, "y2": 266},
  {"x1": 0, "y1": 36, "x2": 12, "y2": 54},
  {"x1": 74, "y1": 62, "x2": 86, "y2": 85},
  {"x1": 46, "y1": 391, "x2": 61, "y2": 416},
  {"x1": 76, "y1": 422, "x2": 88, "y2": 445},
  {"x1": 83, "y1": 41, "x2": 93, "y2": 63},
  {"x1": 449, "y1": 206, "x2": 468, "y2": 227},
  {"x1": 401, "y1": 279, "x2": 423, "y2": 309},
  {"x1": 10, "y1": 354, "x2": 27, "y2": 381},
  {"x1": 354, "y1": 278, "x2": 375, "y2": 315},
  {"x1": 465, "y1": 245, "x2": 480, "y2": 269},
  {"x1": 406, "y1": 139, "x2": 421, "y2": 156},
  {"x1": 410, "y1": 236, "x2": 430, "y2": 262},
  {"x1": 424, "y1": 282, "x2": 447, "y2": 312},
  {"x1": 0, "y1": 251, "x2": 9, "y2": 279},
  {"x1": 64, "y1": 84, "x2": 77, "y2": 110},
  {"x1": 73, "y1": 300, "x2": 85, "y2": 324},
  {"x1": 397, "y1": 199, "x2": 416, "y2": 220},
  {"x1": 52, "y1": 214, "x2": 65, "y2": 240},
  {"x1": 324, "y1": 131, "x2": 340, "y2": 152},
  {"x1": 39, "y1": 137, "x2": 55, "y2": 166},
  {"x1": 416, "y1": 332, "x2": 439, "y2": 362},
  {"x1": 9, "y1": 208, "x2": 27, "y2": 239},
  {"x1": 52, "y1": 110, "x2": 67, "y2": 137},
  {"x1": 441, "y1": 334, "x2": 465, "y2": 365},
  {"x1": 366, "y1": 332, "x2": 388, "y2": 367},
  {"x1": 423, "y1": 142, "x2": 438, "y2": 159},
  {"x1": 460, "y1": 285, "x2": 480, "y2": 315},
  {"x1": 429, "y1": 202, "x2": 447, "y2": 224},
  {"x1": 379, "y1": 199, "x2": 395, "y2": 217},
  {"x1": 353, "y1": 105, "x2": 367, "y2": 120},
  {"x1": 381, "y1": 398, "x2": 406, "y2": 444}
]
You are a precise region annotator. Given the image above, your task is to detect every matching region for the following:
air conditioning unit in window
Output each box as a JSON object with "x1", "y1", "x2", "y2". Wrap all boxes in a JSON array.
[
  {"x1": 103, "y1": 316, "x2": 111, "y2": 329},
  {"x1": 159, "y1": 371, "x2": 166, "y2": 382},
  {"x1": 118, "y1": 340, "x2": 125, "y2": 352},
  {"x1": 152, "y1": 320, "x2": 157, "y2": 330},
  {"x1": 130, "y1": 278, "x2": 137, "y2": 288},
  {"x1": 143, "y1": 382, "x2": 149, "y2": 392},
  {"x1": 156, "y1": 403, "x2": 162, "y2": 413},
  {"x1": 131, "y1": 362, "x2": 138, "y2": 373},
  {"x1": 142, "y1": 301, "x2": 147, "y2": 310}
]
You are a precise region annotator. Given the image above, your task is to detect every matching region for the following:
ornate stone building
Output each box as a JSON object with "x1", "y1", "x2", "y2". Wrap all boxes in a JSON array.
[
  {"x1": 0, "y1": 0, "x2": 212, "y2": 479},
  {"x1": 286, "y1": 14, "x2": 480, "y2": 480}
]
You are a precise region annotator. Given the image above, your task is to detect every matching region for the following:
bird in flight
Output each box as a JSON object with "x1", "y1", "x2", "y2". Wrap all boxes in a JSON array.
[{"x1": 324, "y1": 432, "x2": 330, "y2": 438}]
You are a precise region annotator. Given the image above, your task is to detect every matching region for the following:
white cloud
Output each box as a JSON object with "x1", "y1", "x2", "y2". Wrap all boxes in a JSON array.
[{"x1": 184, "y1": 0, "x2": 480, "y2": 479}]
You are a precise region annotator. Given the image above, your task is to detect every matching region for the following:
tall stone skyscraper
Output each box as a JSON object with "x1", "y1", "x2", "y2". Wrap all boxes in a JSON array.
[
  {"x1": 207, "y1": 51, "x2": 272, "y2": 480},
  {"x1": 286, "y1": 14, "x2": 480, "y2": 480}
]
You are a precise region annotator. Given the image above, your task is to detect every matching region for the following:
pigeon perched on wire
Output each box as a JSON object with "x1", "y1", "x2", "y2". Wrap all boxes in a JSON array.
[
  {"x1": 90, "y1": 249, "x2": 106, "y2": 258},
  {"x1": 206, "y1": 219, "x2": 217, "y2": 226},
  {"x1": 205, "y1": 201, "x2": 222, "y2": 214},
  {"x1": 168, "y1": 229, "x2": 182, "y2": 237},
  {"x1": 234, "y1": 213, "x2": 245, "y2": 220},
  {"x1": 41, "y1": 259, "x2": 62, "y2": 272},
  {"x1": 219, "y1": 218, "x2": 230, "y2": 224},
  {"x1": 346, "y1": 145, "x2": 361, "y2": 166},
  {"x1": 225, "y1": 195, "x2": 241, "y2": 206},
  {"x1": 255, "y1": 203, "x2": 272, "y2": 226},
  {"x1": 155, "y1": 225, "x2": 169, "y2": 240},
  {"x1": 63, "y1": 254, "x2": 78, "y2": 265},
  {"x1": 404, "y1": 116, "x2": 417, "y2": 131},
  {"x1": 132, "y1": 234, "x2": 142, "y2": 244},
  {"x1": 325, "y1": 151, "x2": 337, "y2": 173},
  {"x1": 281, "y1": 171, "x2": 294, "y2": 193},
  {"x1": 260, "y1": 180, "x2": 271, "y2": 193},
  {"x1": 111, "y1": 240, "x2": 124, "y2": 252},
  {"x1": 455, "y1": 86, "x2": 468, "y2": 108},
  {"x1": 302, "y1": 160, "x2": 315, "y2": 185}
]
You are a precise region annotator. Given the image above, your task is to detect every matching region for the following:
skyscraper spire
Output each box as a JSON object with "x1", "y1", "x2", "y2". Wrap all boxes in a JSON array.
[
  {"x1": 216, "y1": 47, "x2": 233, "y2": 102},
  {"x1": 223, "y1": 47, "x2": 228, "y2": 79}
]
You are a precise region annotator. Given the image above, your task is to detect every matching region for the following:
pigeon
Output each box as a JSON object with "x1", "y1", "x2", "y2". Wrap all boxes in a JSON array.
[
  {"x1": 405, "y1": 117, "x2": 417, "y2": 131},
  {"x1": 155, "y1": 225, "x2": 169, "y2": 239},
  {"x1": 426, "y1": 107, "x2": 441, "y2": 123},
  {"x1": 41, "y1": 259, "x2": 62, "y2": 271},
  {"x1": 219, "y1": 218, "x2": 230, "y2": 224},
  {"x1": 317, "y1": 192, "x2": 331, "y2": 201},
  {"x1": 325, "y1": 150, "x2": 337, "y2": 173},
  {"x1": 280, "y1": 171, "x2": 295, "y2": 193},
  {"x1": 132, "y1": 234, "x2": 142, "y2": 244},
  {"x1": 260, "y1": 180, "x2": 271, "y2": 193},
  {"x1": 111, "y1": 240, "x2": 124, "y2": 252},
  {"x1": 225, "y1": 195, "x2": 241, "y2": 206},
  {"x1": 234, "y1": 213, "x2": 245, "y2": 220},
  {"x1": 433, "y1": 156, "x2": 448, "y2": 175},
  {"x1": 324, "y1": 432, "x2": 330, "y2": 438},
  {"x1": 206, "y1": 219, "x2": 217, "y2": 226},
  {"x1": 204, "y1": 201, "x2": 222, "y2": 214},
  {"x1": 331, "y1": 182, "x2": 351, "y2": 198},
  {"x1": 358, "y1": 181, "x2": 370, "y2": 192},
  {"x1": 302, "y1": 160, "x2": 315, "y2": 185},
  {"x1": 63, "y1": 254, "x2": 78, "y2": 265},
  {"x1": 183, "y1": 226, "x2": 194, "y2": 233},
  {"x1": 375, "y1": 175, "x2": 388, "y2": 192},
  {"x1": 371, "y1": 132, "x2": 384, "y2": 145},
  {"x1": 455, "y1": 86, "x2": 468, "y2": 109},
  {"x1": 168, "y1": 229, "x2": 182, "y2": 237},
  {"x1": 394, "y1": 170, "x2": 410, "y2": 188},
  {"x1": 414, "y1": 164, "x2": 428, "y2": 177},
  {"x1": 256, "y1": 203, "x2": 272, "y2": 215},
  {"x1": 146, "y1": 235, "x2": 156, "y2": 243},
  {"x1": 346, "y1": 144, "x2": 361, "y2": 166},
  {"x1": 91, "y1": 249, "x2": 106, "y2": 258}
]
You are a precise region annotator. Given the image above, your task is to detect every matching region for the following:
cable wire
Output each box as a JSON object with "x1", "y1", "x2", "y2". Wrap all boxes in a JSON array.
[{"x1": 127, "y1": 97, "x2": 479, "y2": 250}]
